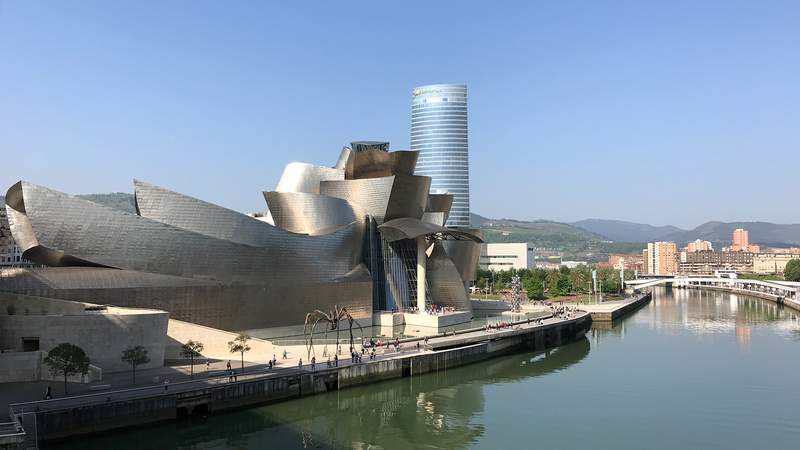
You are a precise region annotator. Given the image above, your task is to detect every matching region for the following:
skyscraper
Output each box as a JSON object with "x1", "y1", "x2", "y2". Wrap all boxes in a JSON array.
[{"x1": 411, "y1": 84, "x2": 470, "y2": 227}]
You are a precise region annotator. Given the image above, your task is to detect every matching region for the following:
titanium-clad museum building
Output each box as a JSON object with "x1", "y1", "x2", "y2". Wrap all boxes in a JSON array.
[{"x1": 0, "y1": 143, "x2": 481, "y2": 332}]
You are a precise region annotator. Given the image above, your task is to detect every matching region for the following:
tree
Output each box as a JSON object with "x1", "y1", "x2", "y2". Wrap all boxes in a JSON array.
[
  {"x1": 43, "y1": 343, "x2": 90, "y2": 394},
  {"x1": 228, "y1": 334, "x2": 251, "y2": 372},
  {"x1": 545, "y1": 270, "x2": 562, "y2": 295},
  {"x1": 180, "y1": 340, "x2": 204, "y2": 377},
  {"x1": 121, "y1": 346, "x2": 150, "y2": 385},
  {"x1": 569, "y1": 266, "x2": 591, "y2": 293},
  {"x1": 785, "y1": 259, "x2": 800, "y2": 282},
  {"x1": 523, "y1": 277, "x2": 545, "y2": 300},
  {"x1": 597, "y1": 267, "x2": 621, "y2": 293}
]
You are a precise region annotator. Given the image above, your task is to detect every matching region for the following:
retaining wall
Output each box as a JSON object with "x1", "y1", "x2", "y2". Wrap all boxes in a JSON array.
[{"x1": 20, "y1": 315, "x2": 591, "y2": 444}]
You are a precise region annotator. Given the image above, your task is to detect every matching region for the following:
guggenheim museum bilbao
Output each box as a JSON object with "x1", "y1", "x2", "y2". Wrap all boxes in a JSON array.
[{"x1": 0, "y1": 142, "x2": 482, "y2": 332}]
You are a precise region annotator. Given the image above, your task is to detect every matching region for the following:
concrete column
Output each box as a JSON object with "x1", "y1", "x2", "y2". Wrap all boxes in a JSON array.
[{"x1": 417, "y1": 237, "x2": 427, "y2": 313}]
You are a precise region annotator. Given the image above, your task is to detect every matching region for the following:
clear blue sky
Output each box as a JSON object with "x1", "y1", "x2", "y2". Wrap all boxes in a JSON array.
[{"x1": 1, "y1": 1, "x2": 798, "y2": 229}]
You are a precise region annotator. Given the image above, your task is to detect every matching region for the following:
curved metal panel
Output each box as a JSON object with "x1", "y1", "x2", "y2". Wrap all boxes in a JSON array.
[
  {"x1": 443, "y1": 228, "x2": 483, "y2": 282},
  {"x1": 426, "y1": 193, "x2": 453, "y2": 223},
  {"x1": 275, "y1": 162, "x2": 344, "y2": 194},
  {"x1": 378, "y1": 218, "x2": 483, "y2": 243},
  {"x1": 263, "y1": 191, "x2": 358, "y2": 235},
  {"x1": 320, "y1": 174, "x2": 430, "y2": 224},
  {"x1": 334, "y1": 147, "x2": 352, "y2": 170},
  {"x1": 426, "y1": 241, "x2": 471, "y2": 311},
  {"x1": 136, "y1": 180, "x2": 290, "y2": 247},
  {"x1": 345, "y1": 150, "x2": 418, "y2": 180},
  {"x1": 422, "y1": 212, "x2": 446, "y2": 226},
  {"x1": 7, "y1": 181, "x2": 364, "y2": 285},
  {"x1": 320, "y1": 176, "x2": 394, "y2": 223},
  {"x1": 0, "y1": 268, "x2": 373, "y2": 331},
  {"x1": 385, "y1": 174, "x2": 430, "y2": 222}
]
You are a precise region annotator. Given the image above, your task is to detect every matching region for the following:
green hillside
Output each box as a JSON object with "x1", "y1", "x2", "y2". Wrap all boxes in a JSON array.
[{"x1": 474, "y1": 215, "x2": 644, "y2": 261}]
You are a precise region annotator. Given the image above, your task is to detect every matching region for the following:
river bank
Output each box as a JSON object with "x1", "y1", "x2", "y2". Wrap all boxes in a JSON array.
[{"x1": 8, "y1": 312, "x2": 591, "y2": 446}]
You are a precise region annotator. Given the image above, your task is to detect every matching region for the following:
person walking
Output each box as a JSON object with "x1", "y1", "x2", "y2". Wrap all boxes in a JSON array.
[
  {"x1": 226, "y1": 360, "x2": 232, "y2": 371},
  {"x1": 298, "y1": 358, "x2": 303, "y2": 369},
  {"x1": 206, "y1": 360, "x2": 210, "y2": 372},
  {"x1": 44, "y1": 385, "x2": 52, "y2": 400},
  {"x1": 283, "y1": 350, "x2": 288, "y2": 360}
]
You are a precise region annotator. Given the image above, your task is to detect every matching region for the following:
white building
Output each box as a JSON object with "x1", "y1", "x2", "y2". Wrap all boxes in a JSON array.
[
  {"x1": 0, "y1": 206, "x2": 31, "y2": 267},
  {"x1": 479, "y1": 243, "x2": 533, "y2": 271}
]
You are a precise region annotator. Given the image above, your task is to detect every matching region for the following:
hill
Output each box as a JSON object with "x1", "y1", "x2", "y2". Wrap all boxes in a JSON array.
[
  {"x1": 572, "y1": 219, "x2": 683, "y2": 243},
  {"x1": 471, "y1": 213, "x2": 643, "y2": 261},
  {"x1": 569, "y1": 217, "x2": 800, "y2": 248},
  {"x1": 664, "y1": 221, "x2": 800, "y2": 247}
]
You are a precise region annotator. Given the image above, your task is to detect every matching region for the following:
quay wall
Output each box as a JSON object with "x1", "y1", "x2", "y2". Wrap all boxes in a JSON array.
[
  {"x1": 586, "y1": 292, "x2": 652, "y2": 321},
  {"x1": 682, "y1": 284, "x2": 800, "y2": 311},
  {"x1": 18, "y1": 315, "x2": 591, "y2": 444}
]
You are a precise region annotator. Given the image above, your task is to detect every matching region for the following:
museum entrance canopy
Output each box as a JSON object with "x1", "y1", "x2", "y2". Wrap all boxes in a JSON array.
[{"x1": 377, "y1": 218, "x2": 483, "y2": 243}]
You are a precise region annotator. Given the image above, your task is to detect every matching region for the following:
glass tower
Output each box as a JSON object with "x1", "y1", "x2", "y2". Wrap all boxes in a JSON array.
[{"x1": 411, "y1": 84, "x2": 470, "y2": 227}]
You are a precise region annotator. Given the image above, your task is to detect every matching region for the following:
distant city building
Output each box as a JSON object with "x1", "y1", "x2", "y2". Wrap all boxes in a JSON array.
[
  {"x1": 560, "y1": 261, "x2": 587, "y2": 269},
  {"x1": 600, "y1": 253, "x2": 645, "y2": 272},
  {"x1": 686, "y1": 239, "x2": 713, "y2": 252},
  {"x1": 762, "y1": 247, "x2": 800, "y2": 254},
  {"x1": 479, "y1": 243, "x2": 533, "y2": 271},
  {"x1": 0, "y1": 206, "x2": 31, "y2": 267},
  {"x1": 730, "y1": 228, "x2": 760, "y2": 252},
  {"x1": 679, "y1": 250, "x2": 753, "y2": 275},
  {"x1": 411, "y1": 84, "x2": 470, "y2": 228},
  {"x1": 752, "y1": 253, "x2": 800, "y2": 274},
  {"x1": 644, "y1": 241, "x2": 678, "y2": 275}
]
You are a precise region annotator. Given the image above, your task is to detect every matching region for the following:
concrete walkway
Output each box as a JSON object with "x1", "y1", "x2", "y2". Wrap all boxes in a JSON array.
[
  {"x1": 577, "y1": 293, "x2": 651, "y2": 320},
  {"x1": 3, "y1": 311, "x2": 591, "y2": 418}
]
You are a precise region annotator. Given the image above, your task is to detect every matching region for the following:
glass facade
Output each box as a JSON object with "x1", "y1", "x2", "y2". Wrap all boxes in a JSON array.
[{"x1": 411, "y1": 84, "x2": 470, "y2": 227}]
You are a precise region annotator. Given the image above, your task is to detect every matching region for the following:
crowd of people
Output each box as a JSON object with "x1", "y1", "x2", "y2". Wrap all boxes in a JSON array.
[{"x1": 549, "y1": 303, "x2": 578, "y2": 320}]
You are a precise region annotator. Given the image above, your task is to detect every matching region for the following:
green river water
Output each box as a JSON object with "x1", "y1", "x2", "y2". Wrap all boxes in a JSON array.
[{"x1": 54, "y1": 287, "x2": 800, "y2": 449}]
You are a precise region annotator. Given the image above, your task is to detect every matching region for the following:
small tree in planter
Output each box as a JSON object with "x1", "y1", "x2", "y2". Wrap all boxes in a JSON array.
[
  {"x1": 44, "y1": 343, "x2": 90, "y2": 394},
  {"x1": 121, "y1": 345, "x2": 150, "y2": 385},
  {"x1": 227, "y1": 334, "x2": 251, "y2": 372},
  {"x1": 180, "y1": 340, "x2": 204, "y2": 377}
]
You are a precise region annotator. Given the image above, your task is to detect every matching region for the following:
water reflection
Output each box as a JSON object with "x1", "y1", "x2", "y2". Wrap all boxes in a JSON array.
[
  {"x1": 54, "y1": 338, "x2": 590, "y2": 450},
  {"x1": 260, "y1": 337, "x2": 590, "y2": 449},
  {"x1": 632, "y1": 287, "x2": 798, "y2": 338},
  {"x1": 53, "y1": 288, "x2": 800, "y2": 450}
]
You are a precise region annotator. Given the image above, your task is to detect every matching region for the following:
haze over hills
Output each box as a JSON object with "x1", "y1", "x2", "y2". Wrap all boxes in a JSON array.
[
  {"x1": 470, "y1": 213, "x2": 643, "y2": 261},
  {"x1": 571, "y1": 219, "x2": 682, "y2": 243},
  {"x1": 574, "y1": 218, "x2": 800, "y2": 247}
]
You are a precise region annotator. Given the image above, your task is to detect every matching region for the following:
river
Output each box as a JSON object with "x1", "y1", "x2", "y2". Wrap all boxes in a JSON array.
[{"x1": 54, "y1": 287, "x2": 800, "y2": 449}]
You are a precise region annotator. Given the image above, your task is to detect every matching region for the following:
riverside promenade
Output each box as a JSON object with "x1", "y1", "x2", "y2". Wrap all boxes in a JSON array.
[
  {"x1": 578, "y1": 292, "x2": 652, "y2": 321},
  {"x1": 5, "y1": 311, "x2": 591, "y2": 446}
]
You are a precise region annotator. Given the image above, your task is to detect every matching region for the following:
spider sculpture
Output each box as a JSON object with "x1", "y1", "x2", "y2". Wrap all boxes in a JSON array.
[{"x1": 303, "y1": 304, "x2": 363, "y2": 360}]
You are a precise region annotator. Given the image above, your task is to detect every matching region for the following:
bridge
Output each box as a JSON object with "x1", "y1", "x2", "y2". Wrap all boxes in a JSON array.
[{"x1": 627, "y1": 276, "x2": 800, "y2": 308}]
